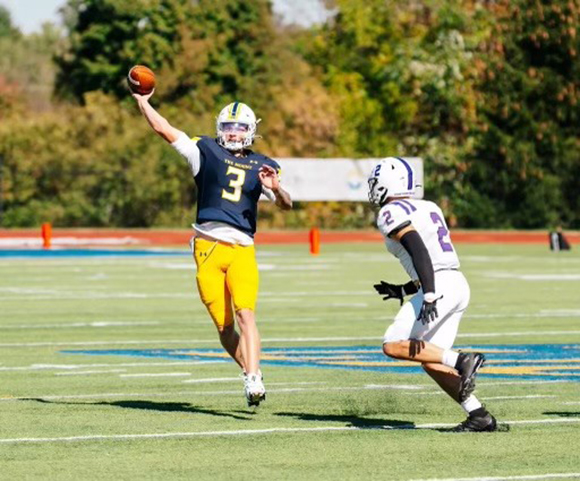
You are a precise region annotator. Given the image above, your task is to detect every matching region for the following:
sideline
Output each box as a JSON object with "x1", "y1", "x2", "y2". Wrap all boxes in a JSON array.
[{"x1": 1, "y1": 228, "x2": 579, "y2": 246}]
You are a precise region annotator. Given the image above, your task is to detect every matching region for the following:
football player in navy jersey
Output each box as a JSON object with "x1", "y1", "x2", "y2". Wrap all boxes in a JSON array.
[
  {"x1": 368, "y1": 157, "x2": 497, "y2": 432},
  {"x1": 133, "y1": 91, "x2": 292, "y2": 406}
]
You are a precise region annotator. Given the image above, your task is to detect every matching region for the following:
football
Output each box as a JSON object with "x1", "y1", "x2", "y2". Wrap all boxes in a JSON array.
[{"x1": 127, "y1": 65, "x2": 156, "y2": 95}]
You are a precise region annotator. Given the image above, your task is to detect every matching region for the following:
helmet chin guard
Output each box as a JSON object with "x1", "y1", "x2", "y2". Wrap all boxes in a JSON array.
[
  {"x1": 216, "y1": 102, "x2": 258, "y2": 151},
  {"x1": 368, "y1": 157, "x2": 417, "y2": 207}
]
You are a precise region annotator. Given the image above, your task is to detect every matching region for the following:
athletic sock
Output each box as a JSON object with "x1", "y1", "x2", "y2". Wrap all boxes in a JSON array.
[
  {"x1": 454, "y1": 352, "x2": 466, "y2": 370},
  {"x1": 461, "y1": 395, "x2": 483, "y2": 414},
  {"x1": 442, "y1": 349, "x2": 459, "y2": 369}
]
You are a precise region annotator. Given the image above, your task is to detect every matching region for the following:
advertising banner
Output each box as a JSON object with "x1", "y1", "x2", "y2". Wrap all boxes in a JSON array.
[{"x1": 272, "y1": 158, "x2": 424, "y2": 201}]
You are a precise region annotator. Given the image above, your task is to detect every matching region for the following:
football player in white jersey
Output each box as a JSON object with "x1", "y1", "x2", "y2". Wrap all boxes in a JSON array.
[{"x1": 368, "y1": 157, "x2": 497, "y2": 432}]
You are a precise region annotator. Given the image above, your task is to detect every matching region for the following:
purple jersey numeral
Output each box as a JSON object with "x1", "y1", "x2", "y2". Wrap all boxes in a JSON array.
[
  {"x1": 430, "y1": 212, "x2": 454, "y2": 252},
  {"x1": 383, "y1": 210, "x2": 394, "y2": 226}
]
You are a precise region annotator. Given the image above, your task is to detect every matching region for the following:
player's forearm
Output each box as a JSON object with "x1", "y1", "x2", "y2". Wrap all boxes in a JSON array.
[
  {"x1": 272, "y1": 186, "x2": 292, "y2": 210},
  {"x1": 136, "y1": 98, "x2": 179, "y2": 143}
]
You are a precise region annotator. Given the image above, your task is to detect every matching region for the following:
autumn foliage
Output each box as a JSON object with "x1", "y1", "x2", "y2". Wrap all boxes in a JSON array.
[{"x1": 1, "y1": 0, "x2": 579, "y2": 229}]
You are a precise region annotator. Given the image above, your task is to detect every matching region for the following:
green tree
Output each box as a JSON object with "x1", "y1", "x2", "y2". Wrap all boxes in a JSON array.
[
  {"x1": 55, "y1": 0, "x2": 186, "y2": 101},
  {"x1": 300, "y1": 0, "x2": 492, "y2": 225},
  {"x1": 466, "y1": 0, "x2": 580, "y2": 228},
  {"x1": 55, "y1": 0, "x2": 338, "y2": 155},
  {"x1": 0, "y1": 93, "x2": 196, "y2": 227},
  {"x1": 0, "y1": 5, "x2": 20, "y2": 38},
  {"x1": 0, "y1": 19, "x2": 62, "y2": 113}
]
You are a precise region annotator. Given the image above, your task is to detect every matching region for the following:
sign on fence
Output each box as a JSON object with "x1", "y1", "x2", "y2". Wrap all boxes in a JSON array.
[{"x1": 271, "y1": 158, "x2": 424, "y2": 201}]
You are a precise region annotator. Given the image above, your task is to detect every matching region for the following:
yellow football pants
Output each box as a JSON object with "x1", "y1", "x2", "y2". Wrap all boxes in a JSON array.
[{"x1": 193, "y1": 237, "x2": 259, "y2": 331}]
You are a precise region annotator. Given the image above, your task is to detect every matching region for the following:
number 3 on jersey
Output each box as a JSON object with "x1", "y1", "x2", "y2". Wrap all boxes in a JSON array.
[{"x1": 222, "y1": 166, "x2": 246, "y2": 202}]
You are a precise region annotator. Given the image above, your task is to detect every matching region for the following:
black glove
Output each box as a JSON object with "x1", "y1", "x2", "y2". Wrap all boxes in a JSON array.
[
  {"x1": 373, "y1": 281, "x2": 405, "y2": 305},
  {"x1": 417, "y1": 295, "x2": 442, "y2": 325}
]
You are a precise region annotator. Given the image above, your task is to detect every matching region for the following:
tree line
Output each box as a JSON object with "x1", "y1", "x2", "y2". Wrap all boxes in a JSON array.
[{"x1": 1, "y1": 0, "x2": 579, "y2": 229}]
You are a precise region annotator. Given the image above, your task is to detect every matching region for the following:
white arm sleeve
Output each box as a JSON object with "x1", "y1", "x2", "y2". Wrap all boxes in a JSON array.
[
  {"x1": 171, "y1": 131, "x2": 201, "y2": 176},
  {"x1": 261, "y1": 186, "x2": 276, "y2": 202}
]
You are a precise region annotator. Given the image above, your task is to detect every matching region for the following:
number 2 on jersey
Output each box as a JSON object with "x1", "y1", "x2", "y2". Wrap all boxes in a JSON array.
[
  {"x1": 222, "y1": 166, "x2": 246, "y2": 202},
  {"x1": 430, "y1": 212, "x2": 454, "y2": 252}
]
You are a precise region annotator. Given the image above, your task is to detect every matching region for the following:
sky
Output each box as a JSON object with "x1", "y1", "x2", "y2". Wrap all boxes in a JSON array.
[
  {"x1": 0, "y1": 0, "x2": 63, "y2": 33},
  {"x1": 0, "y1": 0, "x2": 332, "y2": 34}
]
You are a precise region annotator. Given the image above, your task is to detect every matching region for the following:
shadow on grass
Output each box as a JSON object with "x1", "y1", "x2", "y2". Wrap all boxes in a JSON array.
[
  {"x1": 22, "y1": 398, "x2": 253, "y2": 420},
  {"x1": 275, "y1": 411, "x2": 415, "y2": 429},
  {"x1": 275, "y1": 412, "x2": 511, "y2": 433},
  {"x1": 543, "y1": 411, "x2": 580, "y2": 418}
]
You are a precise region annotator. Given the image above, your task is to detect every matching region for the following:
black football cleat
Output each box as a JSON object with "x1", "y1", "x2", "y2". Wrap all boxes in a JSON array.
[
  {"x1": 247, "y1": 393, "x2": 266, "y2": 408},
  {"x1": 456, "y1": 352, "x2": 486, "y2": 401},
  {"x1": 452, "y1": 410, "x2": 497, "y2": 432}
]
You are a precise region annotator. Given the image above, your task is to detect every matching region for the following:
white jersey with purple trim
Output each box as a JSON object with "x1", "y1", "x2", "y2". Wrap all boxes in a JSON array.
[{"x1": 377, "y1": 198, "x2": 460, "y2": 281}]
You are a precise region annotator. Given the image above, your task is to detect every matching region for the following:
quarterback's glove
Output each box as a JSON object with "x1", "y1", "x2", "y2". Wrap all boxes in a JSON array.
[
  {"x1": 373, "y1": 280, "x2": 419, "y2": 305},
  {"x1": 417, "y1": 293, "x2": 442, "y2": 325}
]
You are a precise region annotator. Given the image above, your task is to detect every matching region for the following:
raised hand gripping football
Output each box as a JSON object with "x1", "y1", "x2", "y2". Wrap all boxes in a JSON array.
[{"x1": 127, "y1": 65, "x2": 156, "y2": 95}]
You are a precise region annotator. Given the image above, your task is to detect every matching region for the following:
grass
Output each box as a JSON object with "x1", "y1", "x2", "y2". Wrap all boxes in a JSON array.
[{"x1": 0, "y1": 242, "x2": 579, "y2": 480}]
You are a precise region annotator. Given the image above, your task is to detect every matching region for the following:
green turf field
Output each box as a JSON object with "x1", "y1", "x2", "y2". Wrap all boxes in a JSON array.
[{"x1": 1, "y1": 243, "x2": 579, "y2": 480}]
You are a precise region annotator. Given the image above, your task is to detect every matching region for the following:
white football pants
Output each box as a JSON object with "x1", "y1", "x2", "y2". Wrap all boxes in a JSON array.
[{"x1": 383, "y1": 270, "x2": 470, "y2": 350}]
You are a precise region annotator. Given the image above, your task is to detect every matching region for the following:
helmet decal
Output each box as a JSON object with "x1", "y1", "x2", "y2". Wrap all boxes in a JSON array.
[
  {"x1": 228, "y1": 101, "x2": 240, "y2": 120},
  {"x1": 395, "y1": 157, "x2": 414, "y2": 191}
]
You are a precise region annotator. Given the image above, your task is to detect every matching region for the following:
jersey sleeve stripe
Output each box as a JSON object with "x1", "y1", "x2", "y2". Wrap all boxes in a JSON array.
[
  {"x1": 398, "y1": 199, "x2": 417, "y2": 212},
  {"x1": 391, "y1": 201, "x2": 412, "y2": 215}
]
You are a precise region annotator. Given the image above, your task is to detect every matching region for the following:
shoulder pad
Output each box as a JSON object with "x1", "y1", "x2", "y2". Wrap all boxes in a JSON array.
[{"x1": 378, "y1": 201, "x2": 415, "y2": 237}]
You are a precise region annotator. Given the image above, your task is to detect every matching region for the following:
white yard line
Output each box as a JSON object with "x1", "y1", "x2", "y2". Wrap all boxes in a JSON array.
[
  {"x1": 119, "y1": 373, "x2": 191, "y2": 378},
  {"x1": 480, "y1": 380, "x2": 569, "y2": 387},
  {"x1": 481, "y1": 395, "x2": 557, "y2": 401},
  {"x1": 0, "y1": 418, "x2": 578, "y2": 445},
  {"x1": 457, "y1": 331, "x2": 580, "y2": 338},
  {"x1": 0, "y1": 321, "x2": 160, "y2": 330},
  {"x1": 404, "y1": 392, "x2": 559, "y2": 400},
  {"x1": 0, "y1": 337, "x2": 379, "y2": 348},
  {"x1": 0, "y1": 340, "x2": 221, "y2": 348},
  {"x1": 181, "y1": 377, "x2": 242, "y2": 384},
  {"x1": 0, "y1": 384, "x2": 427, "y2": 403},
  {"x1": 2, "y1": 330, "x2": 579, "y2": 348},
  {"x1": 56, "y1": 369, "x2": 127, "y2": 376},
  {"x1": 267, "y1": 381, "x2": 328, "y2": 386},
  {"x1": 409, "y1": 473, "x2": 580, "y2": 481},
  {"x1": 0, "y1": 361, "x2": 218, "y2": 372}
]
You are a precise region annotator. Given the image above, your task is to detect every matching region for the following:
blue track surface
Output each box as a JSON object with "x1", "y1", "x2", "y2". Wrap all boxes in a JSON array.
[
  {"x1": 62, "y1": 344, "x2": 580, "y2": 382},
  {"x1": 0, "y1": 249, "x2": 188, "y2": 258}
]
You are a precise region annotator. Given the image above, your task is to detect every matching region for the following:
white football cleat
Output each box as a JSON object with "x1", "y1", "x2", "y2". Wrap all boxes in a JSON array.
[{"x1": 244, "y1": 372, "x2": 266, "y2": 407}]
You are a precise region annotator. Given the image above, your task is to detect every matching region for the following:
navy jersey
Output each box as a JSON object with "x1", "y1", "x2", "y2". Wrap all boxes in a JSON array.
[{"x1": 194, "y1": 136, "x2": 279, "y2": 236}]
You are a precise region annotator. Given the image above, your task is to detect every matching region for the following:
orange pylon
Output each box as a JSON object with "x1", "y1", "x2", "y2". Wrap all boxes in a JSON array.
[
  {"x1": 41, "y1": 222, "x2": 52, "y2": 249},
  {"x1": 309, "y1": 227, "x2": 320, "y2": 255}
]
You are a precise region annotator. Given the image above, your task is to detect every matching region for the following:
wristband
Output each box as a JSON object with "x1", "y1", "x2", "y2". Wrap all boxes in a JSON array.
[{"x1": 423, "y1": 292, "x2": 437, "y2": 303}]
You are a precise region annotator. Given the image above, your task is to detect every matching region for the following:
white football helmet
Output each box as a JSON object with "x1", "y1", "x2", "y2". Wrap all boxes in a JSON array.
[
  {"x1": 216, "y1": 102, "x2": 258, "y2": 151},
  {"x1": 368, "y1": 157, "x2": 416, "y2": 207}
]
